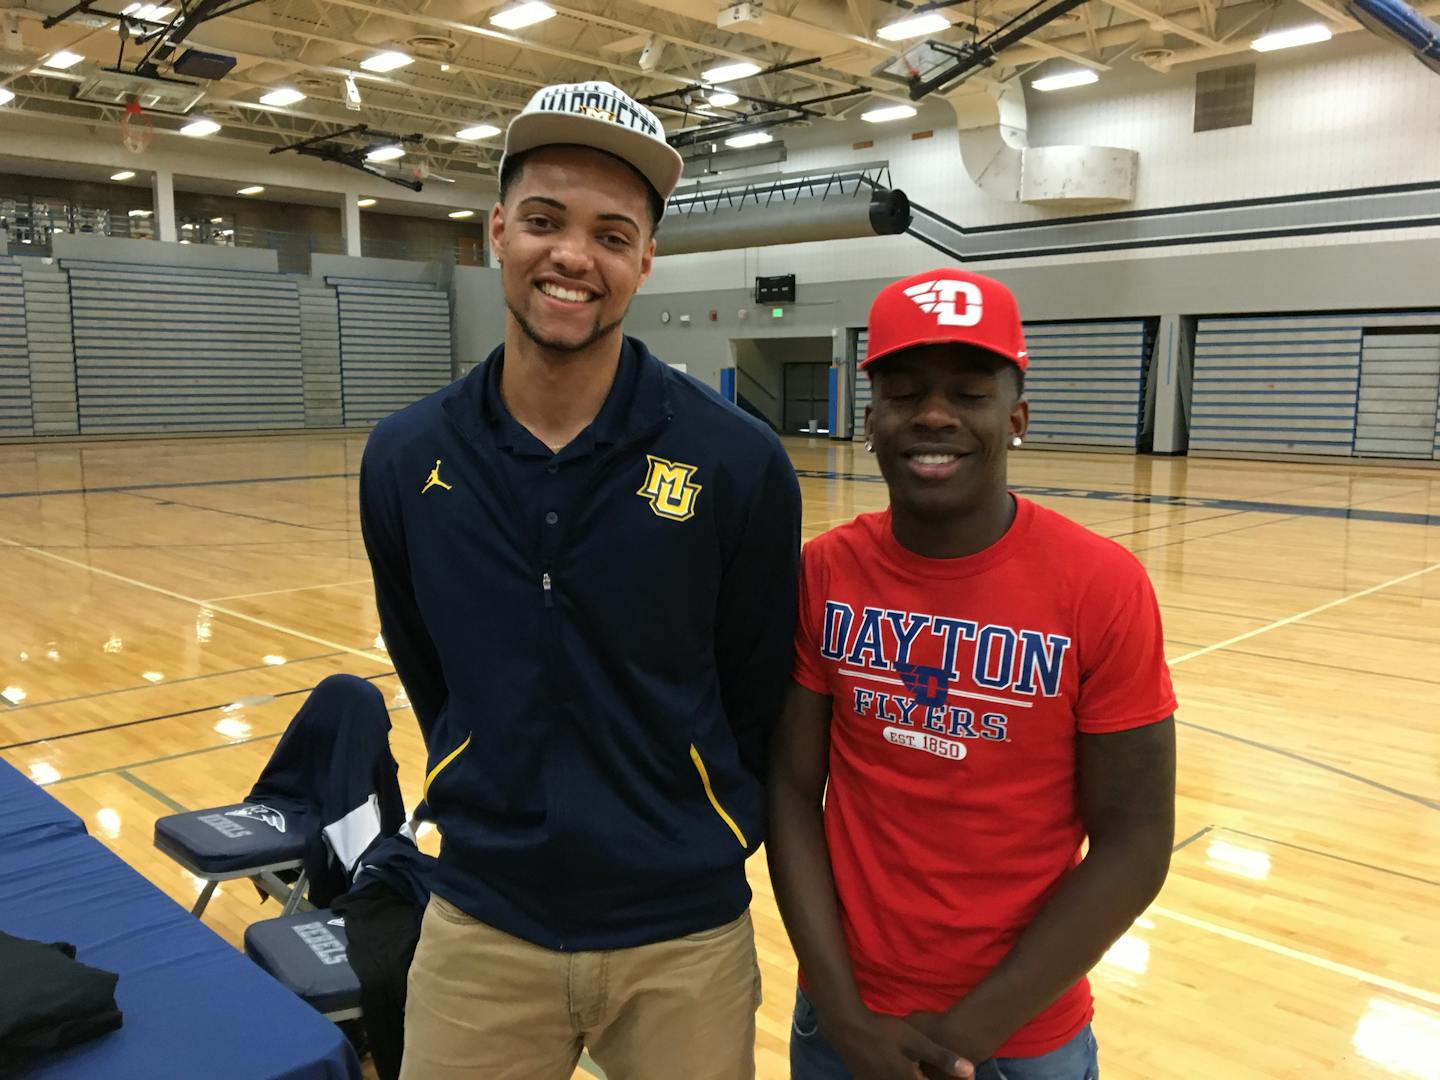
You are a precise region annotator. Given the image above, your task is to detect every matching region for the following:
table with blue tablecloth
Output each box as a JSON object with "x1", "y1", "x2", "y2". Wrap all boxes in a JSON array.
[{"x1": 0, "y1": 757, "x2": 360, "y2": 1080}]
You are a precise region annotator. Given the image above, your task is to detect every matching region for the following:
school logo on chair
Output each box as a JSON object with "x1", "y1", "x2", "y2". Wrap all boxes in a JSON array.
[
  {"x1": 637, "y1": 455, "x2": 702, "y2": 522},
  {"x1": 225, "y1": 804, "x2": 287, "y2": 833}
]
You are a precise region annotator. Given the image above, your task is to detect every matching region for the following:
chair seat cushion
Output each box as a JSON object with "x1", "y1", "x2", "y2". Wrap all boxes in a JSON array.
[
  {"x1": 245, "y1": 910, "x2": 362, "y2": 1016},
  {"x1": 154, "y1": 803, "x2": 306, "y2": 874}
]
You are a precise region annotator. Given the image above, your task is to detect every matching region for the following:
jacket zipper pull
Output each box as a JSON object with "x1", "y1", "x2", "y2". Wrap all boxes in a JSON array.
[{"x1": 541, "y1": 571, "x2": 554, "y2": 608}]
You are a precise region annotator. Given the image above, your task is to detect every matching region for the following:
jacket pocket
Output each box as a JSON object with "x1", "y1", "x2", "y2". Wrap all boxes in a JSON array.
[
  {"x1": 689, "y1": 743, "x2": 748, "y2": 848},
  {"x1": 424, "y1": 733, "x2": 472, "y2": 801}
]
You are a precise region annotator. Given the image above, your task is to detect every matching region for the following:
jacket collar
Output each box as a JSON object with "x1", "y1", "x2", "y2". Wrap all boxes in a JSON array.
[{"x1": 444, "y1": 334, "x2": 671, "y2": 449}]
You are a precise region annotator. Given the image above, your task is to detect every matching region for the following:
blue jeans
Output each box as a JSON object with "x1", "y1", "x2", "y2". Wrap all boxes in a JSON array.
[{"x1": 790, "y1": 987, "x2": 1099, "y2": 1080}]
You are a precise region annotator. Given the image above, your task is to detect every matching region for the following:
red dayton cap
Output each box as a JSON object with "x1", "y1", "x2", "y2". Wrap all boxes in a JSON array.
[{"x1": 862, "y1": 268, "x2": 1028, "y2": 372}]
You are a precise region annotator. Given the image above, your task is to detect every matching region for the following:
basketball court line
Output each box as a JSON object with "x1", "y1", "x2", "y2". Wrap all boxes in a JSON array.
[
  {"x1": 0, "y1": 470, "x2": 355, "y2": 501},
  {"x1": 18, "y1": 539, "x2": 353, "y2": 554},
  {"x1": 206, "y1": 579, "x2": 374, "y2": 603},
  {"x1": 1161, "y1": 560, "x2": 1440, "y2": 811},
  {"x1": 0, "y1": 651, "x2": 347, "y2": 718},
  {"x1": 1173, "y1": 718, "x2": 1437, "y2": 809},
  {"x1": 0, "y1": 531, "x2": 391, "y2": 667},
  {"x1": 1171, "y1": 824, "x2": 1213, "y2": 853},
  {"x1": 791, "y1": 472, "x2": 1440, "y2": 527},
  {"x1": 1130, "y1": 514, "x2": 1301, "y2": 554},
  {"x1": 20, "y1": 674, "x2": 407, "y2": 787},
  {"x1": 1165, "y1": 603, "x2": 1439, "y2": 649},
  {"x1": 125, "y1": 491, "x2": 351, "y2": 533},
  {"x1": 0, "y1": 667, "x2": 393, "y2": 750},
  {"x1": 1218, "y1": 646, "x2": 1440, "y2": 687},
  {"x1": 1096, "y1": 509, "x2": 1251, "y2": 541},
  {"x1": 1133, "y1": 823, "x2": 1440, "y2": 1012},
  {"x1": 31, "y1": 731, "x2": 286, "y2": 786},
  {"x1": 1168, "y1": 561, "x2": 1440, "y2": 666},
  {"x1": 1216, "y1": 826, "x2": 1440, "y2": 889},
  {"x1": 1147, "y1": 904, "x2": 1440, "y2": 1008},
  {"x1": 118, "y1": 769, "x2": 187, "y2": 813}
]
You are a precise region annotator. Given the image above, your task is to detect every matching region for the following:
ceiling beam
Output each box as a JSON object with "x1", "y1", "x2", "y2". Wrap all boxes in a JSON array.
[
  {"x1": 1103, "y1": 0, "x2": 1221, "y2": 47},
  {"x1": 1293, "y1": 0, "x2": 1362, "y2": 29},
  {"x1": 845, "y1": 0, "x2": 872, "y2": 37}
]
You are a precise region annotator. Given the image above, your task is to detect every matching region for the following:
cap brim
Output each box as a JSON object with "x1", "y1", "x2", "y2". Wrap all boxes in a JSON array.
[
  {"x1": 504, "y1": 112, "x2": 684, "y2": 205},
  {"x1": 862, "y1": 335, "x2": 1023, "y2": 370}
]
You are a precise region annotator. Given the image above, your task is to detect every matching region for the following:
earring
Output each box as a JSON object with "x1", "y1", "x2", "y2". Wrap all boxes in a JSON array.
[
  {"x1": 864, "y1": 440, "x2": 873, "y2": 452},
  {"x1": 1010, "y1": 435, "x2": 1023, "y2": 449}
]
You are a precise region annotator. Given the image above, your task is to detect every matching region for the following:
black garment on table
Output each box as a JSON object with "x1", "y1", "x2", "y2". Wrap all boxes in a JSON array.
[
  {"x1": 331, "y1": 879, "x2": 425, "y2": 1080},
  {"x1": 246, "y1": 674, "x2": 407, "y2": 908},
  {"x1": 0, "y1": 930, "x2": 122, "y2": 1077}
]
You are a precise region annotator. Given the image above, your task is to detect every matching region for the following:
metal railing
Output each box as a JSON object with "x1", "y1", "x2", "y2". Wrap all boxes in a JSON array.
[
  {"x1": 0, "y1": 194, "x2": 486, "y2": 272},
  {"x1": 666, "y1": 162, "x2": 893, "y2": 217}
]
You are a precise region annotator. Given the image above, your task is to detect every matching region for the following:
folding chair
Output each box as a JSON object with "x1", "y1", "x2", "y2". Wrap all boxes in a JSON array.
[
  {"x1": 153, "y1": 802, "x2": 308, "y2": 917},
  {"x1": 152, "y1": 674, "x2": 404, "y2": 919}
]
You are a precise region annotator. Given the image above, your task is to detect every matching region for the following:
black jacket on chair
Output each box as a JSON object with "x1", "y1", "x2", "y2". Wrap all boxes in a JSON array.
[{"x1": 247, "y1": 674, "x2": 407, "y2": 907}]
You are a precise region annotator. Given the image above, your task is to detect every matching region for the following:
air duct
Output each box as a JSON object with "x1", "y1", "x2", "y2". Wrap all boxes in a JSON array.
[
  {"x1": 656, "y1": 187, "x2": 910, "y2": 256},
  {"x1": 951, "y1": 86, "x2": 1138, "y2": 207},
  {"x1": 1346, "y1": 0, "x2": 1440, "y2": 72}
]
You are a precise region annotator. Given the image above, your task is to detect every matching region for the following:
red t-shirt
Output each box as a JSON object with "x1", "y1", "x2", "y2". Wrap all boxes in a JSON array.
[{"x1": 792, "y1": 496, "x2": 1176, "y2": 1057}]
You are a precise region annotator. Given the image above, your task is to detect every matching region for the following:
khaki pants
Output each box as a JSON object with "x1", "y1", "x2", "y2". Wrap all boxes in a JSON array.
[{"x1": 399, "y1": 894, "x2": 761, "y2": 1080}]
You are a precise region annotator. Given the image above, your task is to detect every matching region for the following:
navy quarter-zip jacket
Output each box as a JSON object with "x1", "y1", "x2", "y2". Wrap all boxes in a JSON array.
[{"x1": 359, "y1": 336, "x2": 801, "y2": 950}]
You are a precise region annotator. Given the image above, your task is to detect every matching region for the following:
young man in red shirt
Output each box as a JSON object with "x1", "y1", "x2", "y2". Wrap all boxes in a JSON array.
[{"x1": 768, "y1": 269, "x2": 1177, "y2": 1080}]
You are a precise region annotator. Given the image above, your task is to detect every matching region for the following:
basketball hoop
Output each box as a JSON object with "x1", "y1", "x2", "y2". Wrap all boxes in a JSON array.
[{"x1": 119, "y1": 99, "x2": 154, "y2": 154}]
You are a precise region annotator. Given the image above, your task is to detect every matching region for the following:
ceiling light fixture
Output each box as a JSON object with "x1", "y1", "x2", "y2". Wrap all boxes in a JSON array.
[
  {"x1": 110, "y1": 170, "x2": 136, "y2": 181},
  {"x1": 1031, "y1": 69, "x2": 1099, "y2": 91},
  {"x1": 259, "y1": 87, "x2": 306, "y2": 107},
  {"x1": 724, "y1": 131, "x2": 773, "y2": 148},
  {"x1": 455, "y1": 123, "x2": 501, "y2": 140},
  {"x1": 703, "y1": 61, "x2": 760, "y2": 83},
  {"x1": 490, "y1": 1, "x2": 556, "y2": 29},
  {"x1": 42, "y1": 50, "x2": 85, "y2": 70},
  {"x1": 236, "y1": 185, "x2": 264, "y2": 195},
  {"x1": 708, "y1": 91, "x2": 739, "y2": 107},
  {"x1": 1251, "y1": 23, "x2": 1332, "y2": 51},
  {"x1": 365, "y1": 144, "x2": 405, "y2": 162},
  {"x1": 180, "y1": 116, "x2": 220, "y2": 136},
  {"x1": 360, "y1": 50, "x2": 413, "y2": 73},
  {"x1": 357, "y1": 198, "x2": 377, "y2": 208},
  {"x1": 876, "y1": 12, "x2": 950, "y2": 41},
  {"x1": 861, "y1": 104, "x2": 917, "y2": 122},
  {"x1": 123, "y1": 4, "x2": 174, "y2": 19},
  {"x1": 448, "y1": 209, "x2": 475, "y2": 219}
]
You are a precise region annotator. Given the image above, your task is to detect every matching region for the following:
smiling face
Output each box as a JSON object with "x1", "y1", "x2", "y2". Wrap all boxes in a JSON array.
[
  {"x1": 489, "y1": 145, "x2": 656, "y2": 357},
  {"x1": 865, "y1": 343, "x2": 1028, "y2": 523}
]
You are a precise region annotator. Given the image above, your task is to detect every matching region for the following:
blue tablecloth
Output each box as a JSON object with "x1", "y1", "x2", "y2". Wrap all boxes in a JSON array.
[
  {"x1": 0, "y1": 761, "x2": 360, "y2": 1080},
  {"x1": 0, "y1": 757, "x2": 86, "y2": 847}
]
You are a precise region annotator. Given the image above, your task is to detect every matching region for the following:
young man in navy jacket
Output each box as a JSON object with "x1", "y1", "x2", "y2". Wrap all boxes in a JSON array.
[{"x1": 359, "y1": 80, "x2": 802, "y2": 1080}]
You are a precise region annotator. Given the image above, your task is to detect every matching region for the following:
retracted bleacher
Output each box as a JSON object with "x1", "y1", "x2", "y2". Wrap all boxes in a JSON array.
[
  {"x1": 330, "y1": 276, "x2": 453, "y2": 426},
  {"x1": 64, "y1": 259, "x2": 305, "y2": 434}
]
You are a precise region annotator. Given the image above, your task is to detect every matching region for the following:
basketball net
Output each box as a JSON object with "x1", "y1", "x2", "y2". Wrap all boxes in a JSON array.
[{"x1": 119, "y1": 100, "x2": 155, "y2": 154}]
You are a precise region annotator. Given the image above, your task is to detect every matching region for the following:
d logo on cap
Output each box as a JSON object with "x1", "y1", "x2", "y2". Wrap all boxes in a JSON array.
[
  {"x1": 862, "y1": 268, "x2": 1028, "y2": 372},
  {"x1": 904, "y1": 279, "x2": 984, "y2": 328}
]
